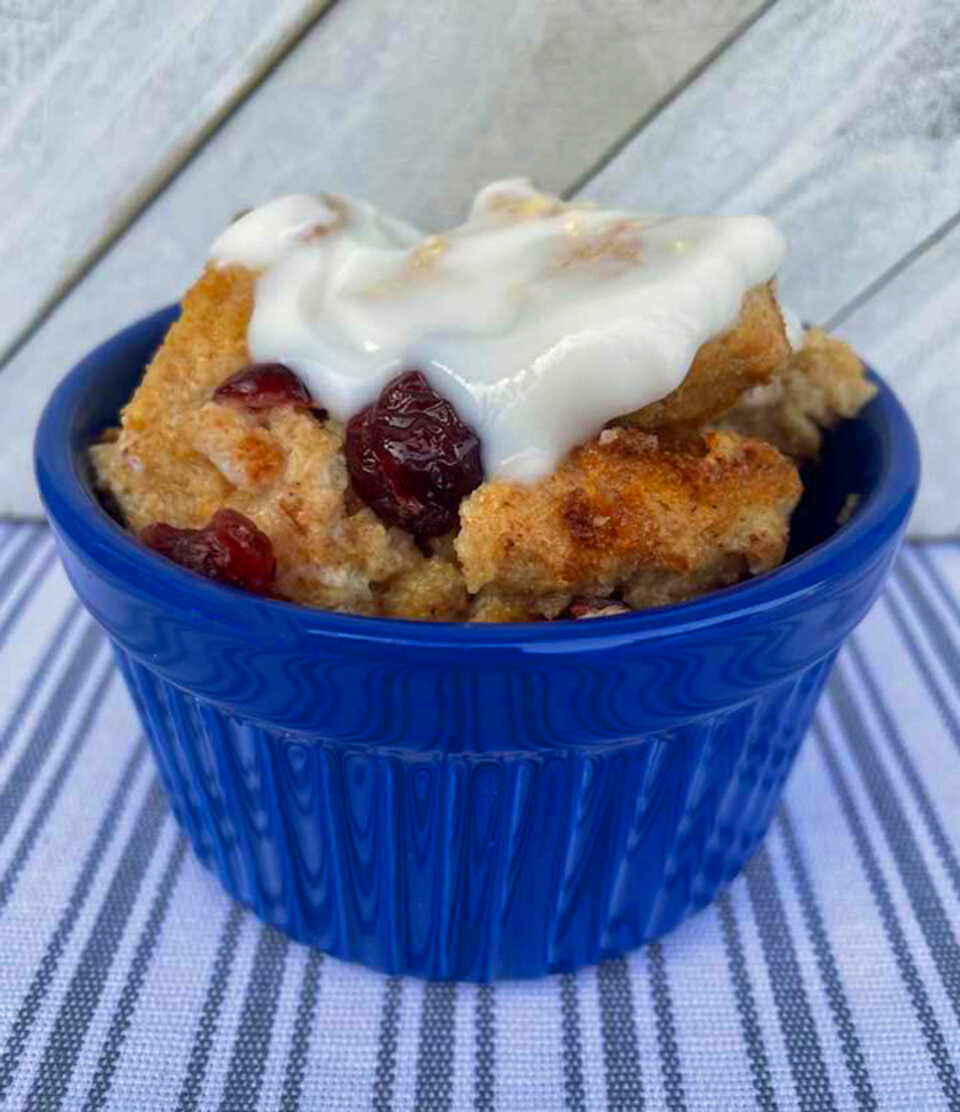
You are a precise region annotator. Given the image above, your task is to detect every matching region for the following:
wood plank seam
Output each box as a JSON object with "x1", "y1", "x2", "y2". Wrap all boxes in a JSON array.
[
  {"x1": 562, "y1": 0, "x2": 781, "y2": 200},
  {"x1": 0, "y1": 0, "x2": 340, "y2": 379},
  {"x1": 826, "y1": 205, "x2": 960, "y2": 330}
]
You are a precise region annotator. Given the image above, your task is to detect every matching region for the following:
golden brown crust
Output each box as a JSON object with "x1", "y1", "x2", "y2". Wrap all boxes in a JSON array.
[
  {"x1": 184, "y1": 403, "x2": 285, "y2": 491},
  {"x1": 717, "y1": 329, "x2": 877, "y2": 459},
  {"x1": 90, "y1": 266, "x2": 257, "y2": 530},
  {"x1": 620, "y1": 283, "x2": 791, "y2": 430},
  {"x1": 455, "y1": 426, "x2": 802, "y2": 607}
]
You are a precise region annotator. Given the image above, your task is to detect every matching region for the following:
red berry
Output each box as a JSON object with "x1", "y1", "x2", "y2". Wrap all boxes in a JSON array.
[
  {"x1": 141, "y1": 509, "x2": 277, "y2": 596},
  {"x1": 345, "y1": 371, "x2": 483, "y2": 537},
  {"x1": 213, "y1": 363, "x2": 311, "y2": 410}
]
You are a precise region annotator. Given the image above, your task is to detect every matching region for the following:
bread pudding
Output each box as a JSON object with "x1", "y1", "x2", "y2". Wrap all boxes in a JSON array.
[{"x1": 90, "y1": 180, "x2": 875, "y2": 621}]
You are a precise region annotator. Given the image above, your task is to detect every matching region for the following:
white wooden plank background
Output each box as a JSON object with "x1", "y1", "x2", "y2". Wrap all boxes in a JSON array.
[
  {"x1": 837, "y1": 220, "x2": 960, "y2": 538},
  {"x1": 0, "y1": 0, "x2": 956, "y2": 535},
  {"x1": 585, "y1": 0, "x2": 960, "y2": 325},
  {"x1": 0, "y1": 0, "x2": 330, "y2": 362}
]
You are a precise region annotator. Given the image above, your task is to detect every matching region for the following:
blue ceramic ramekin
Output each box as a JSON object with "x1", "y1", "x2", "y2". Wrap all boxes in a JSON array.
[{"x1": 35, "y1": 305, "x2": 919, "y2": 980}]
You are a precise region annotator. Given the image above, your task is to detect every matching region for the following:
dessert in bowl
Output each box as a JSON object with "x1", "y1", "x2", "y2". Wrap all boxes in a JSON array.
[
  {"x1": 35, "y1": 181, "x2": 918, "y2": 978},
  {"x1": 88, "y1": 180, "x2": 875, "y2": 619}
]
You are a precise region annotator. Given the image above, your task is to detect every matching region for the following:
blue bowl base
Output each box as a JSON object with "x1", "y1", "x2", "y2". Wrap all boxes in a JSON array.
[{"x1": 119, "y1": 645, "x2": 837, "y2": 981}]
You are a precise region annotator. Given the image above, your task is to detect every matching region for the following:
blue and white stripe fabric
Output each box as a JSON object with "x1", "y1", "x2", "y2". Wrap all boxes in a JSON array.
[{"x1": 0, "y1": 521, "x2": 959, "y2": 1111}]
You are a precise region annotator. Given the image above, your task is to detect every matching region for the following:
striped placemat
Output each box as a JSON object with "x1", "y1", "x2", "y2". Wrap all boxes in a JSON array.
[{"x1": 0, "y1": 521, "x2": 958, "y2": 1111}]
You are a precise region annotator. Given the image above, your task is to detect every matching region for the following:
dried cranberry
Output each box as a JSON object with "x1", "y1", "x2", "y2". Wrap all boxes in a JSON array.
[
  {"x1": 213, "y1": 363, "x2": 311, "y2": 410},
  {"x1": 142, "y1": 509, "x2": 276, "y2": 596},
  {"x1": 345, "y1": 371, "x2": 483, "y2": 537}
]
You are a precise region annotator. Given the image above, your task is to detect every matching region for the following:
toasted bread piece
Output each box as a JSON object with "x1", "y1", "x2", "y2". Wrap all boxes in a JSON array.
[
  {"x1": 378, "y1": 556, "x2": 469, "y2": 621},
  {"x1": 621, "y1": 283, "x2": 790, "y2": 430},
  {"x1": 456, "y1": 426, "x2": 801, "y2": 608},
  {"x1": 90, "y1": 266, "x2": 256, "y2": 531},
  {"x1": 717, "y1": 329, "x2": 877, "y2": 459},
  {"x1": 90, "y1": 267, "x2": 428, "y2": 613}
]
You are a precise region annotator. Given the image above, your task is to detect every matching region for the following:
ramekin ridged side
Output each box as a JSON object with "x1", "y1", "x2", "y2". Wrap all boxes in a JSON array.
[{"x1": 114, "y1": 646, "x2": 834, "y2": 979}]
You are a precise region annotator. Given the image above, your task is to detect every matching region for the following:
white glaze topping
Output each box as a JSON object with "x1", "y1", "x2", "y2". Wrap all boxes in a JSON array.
[{"x1": 210, "y1": 179, "x2": 785, "y2": 481}]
